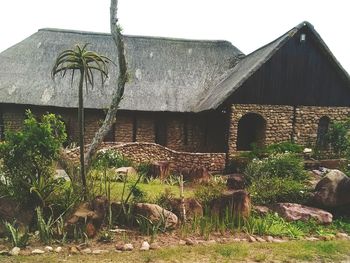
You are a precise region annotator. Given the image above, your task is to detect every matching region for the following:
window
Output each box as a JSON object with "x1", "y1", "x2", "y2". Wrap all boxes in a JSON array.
[
  {"x1": 132, "y1": 115, "x2": 137, "y2": 142},
  {"x1": 316, "y1": 116, "x2": 330, "y2": 150},
  {"x1": 155, "y1": 117, "x2": 167, "y2": 146},
  {"x1": 236, "y1": 113, "x2": 266, "y2": 151}
]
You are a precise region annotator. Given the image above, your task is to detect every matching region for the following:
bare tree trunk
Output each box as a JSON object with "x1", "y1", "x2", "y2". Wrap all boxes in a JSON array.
[
  {"x1": 78, "y1": 69, "x2": 87, "y2": 200},
  {"x1": 84, "y1": 0, "x2": 128, "y2": 171}
]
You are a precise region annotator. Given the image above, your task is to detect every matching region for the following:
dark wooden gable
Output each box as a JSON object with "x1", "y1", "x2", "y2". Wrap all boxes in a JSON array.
[{"x1": 230, "y1": 26, "x2": 350, "y2": 106}]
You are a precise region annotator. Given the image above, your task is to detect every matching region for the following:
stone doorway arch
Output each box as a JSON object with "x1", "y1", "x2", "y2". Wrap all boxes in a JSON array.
[{"x1": 236, "y1": 113, "x2": 266, "y2": 151}]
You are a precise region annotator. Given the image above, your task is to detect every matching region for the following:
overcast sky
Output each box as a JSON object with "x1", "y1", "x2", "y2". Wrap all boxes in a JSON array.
[{"x1": 0, "y1": 0, "x2": 349, "y2": 73}]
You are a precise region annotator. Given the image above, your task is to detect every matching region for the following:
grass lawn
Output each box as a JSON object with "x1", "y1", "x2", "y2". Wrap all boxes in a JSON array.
[
  {"x1": 92, "y1": 179, "x2": 195, "y2": 203},
  {"x1": 3, "y1": 240, "x2": 350, "y2": 262}
]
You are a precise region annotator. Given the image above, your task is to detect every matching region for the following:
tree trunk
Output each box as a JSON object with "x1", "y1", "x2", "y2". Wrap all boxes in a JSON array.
[
  {"x1": 78, "y1": 69, "x2": 87, "y2": 200},
  {"x1": 84, "y1": 0, "x2": 128, "y2": 171}
]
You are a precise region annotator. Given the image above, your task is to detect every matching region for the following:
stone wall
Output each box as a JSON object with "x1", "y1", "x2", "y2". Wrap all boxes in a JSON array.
[
  {"x1": 228, "y1": 104, "x2": 294, "y2": 157},
  {"x1": 294, "y1": 106, "x2": 350, "y2": 146},
  {"x1": 2, "y1": 106, "x2": 25, "y2": 132},
  {"x1": 65, "y1": 142, "x2": 226, "y2": 173},
  {"x1": 228, "y1": 104, "x2": 350, "y2": 157}
]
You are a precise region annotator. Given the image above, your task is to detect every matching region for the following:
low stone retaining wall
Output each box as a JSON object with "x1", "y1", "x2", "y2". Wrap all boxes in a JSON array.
[{"x1": 64, "y1": 142, "x2": 226, "y2": 173}]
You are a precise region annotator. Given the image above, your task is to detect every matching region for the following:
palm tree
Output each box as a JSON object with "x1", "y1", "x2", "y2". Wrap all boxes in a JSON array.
[{"x1": 52, "y1": 44, "x2": 111, "y2": 200}]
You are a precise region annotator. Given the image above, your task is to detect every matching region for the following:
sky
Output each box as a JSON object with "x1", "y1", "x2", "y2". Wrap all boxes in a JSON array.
[{"x1": 0, "y1": 0, "x2": 349, "y2": 73}]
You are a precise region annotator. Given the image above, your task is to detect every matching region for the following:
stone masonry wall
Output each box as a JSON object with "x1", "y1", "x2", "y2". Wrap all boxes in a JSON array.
[
  {"x1": 294, "y1": 106, "x2": 350, "y2": 146},
  {"x1": 228, "y1": 104, "x2": 294, "y2": 157},
  {"x1": 65, "y1": 142, "x2": 226, "y2": 173},
  {"x1": 2, "y1": 107, "x2": 25, "y2": 132}
]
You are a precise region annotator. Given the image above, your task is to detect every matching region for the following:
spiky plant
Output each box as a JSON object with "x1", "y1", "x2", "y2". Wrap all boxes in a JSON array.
[{"x1": 52, "y1": 44, "x2": 111, "y2": 200}]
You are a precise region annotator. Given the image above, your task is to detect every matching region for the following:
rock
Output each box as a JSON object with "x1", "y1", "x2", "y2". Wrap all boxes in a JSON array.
[
  {"x1": 181, "y1": 167, "x2": 210, "y2": 183},
  {"x1": 313, "y1": 170, "x2": 350, "y2": 208},
  {"x1": 66, "y1": 196, "x2": 108, "y2": 238},
  {"x1": 179, "y1": 240, "x2": 186, "y2": 245},
  {"x1": 134, "y1": 203, "x2": 178, "y2": 230},
  {"x1": 69, "y1": 246, "x2": 80, "y2": 254},
  {"x1": 9, "y1": 247, "x2": 20, "y2": 256},
  {"x1": 266, "y1": 236, "x2": 274, "y2": 242},
  {"x1": 140, "y1": 241, "x2": 150, "y2": 251},
  {"x1": 248, "y1": 236, "x2": 256, "y2": 242},
  {"x1": 253, "y1": 205, "x2": 271, "y2": 216},
  {"x1": 185, "y1": 238, "x2": 197, "y2": 246},
  {"x1": 54, "y1": 247, "x2": 63, "y2": 253},
  {"x1": 226, "y1": 174, "x2": 246, "y2": 190},
  {"x1": 31, "y1": 249, "x2": 45, "y2": 254},
  {"x1": 149, "y1": 161, "x2": 171, "y2": 181},
  {"x1": 270, "y1": 203, "x2": 333, "y2": 224},
  {"x1": 0, "y1": 197, "x2": 34, "y2": 236},
  {"x1": 206, "y1": 240, "x2": 217, "y2": 244},
  {"x1": 319, "y1": 235, "x2": 335, "y2": 241},
  {"x1": 123, "y1": 243, "x2": 134, "y2": 251},
  {"x1": 149, "y1": 242, "x2": 160, "y2": 250},
  {"x1": 336, "y1": 232, "x2": 349, "y2": 240},
  {"x1": 0, "y1": 250, "x2": 9, "y2": 256},
  {"x1": 115, "y1": 167, "x2": 137, "y2": 177},
  {"x1": 92, "y1": 249, "x2": 108, "y2": 254},
  {"x1": 272, "y1": 239, "x2": 286, "y2": 243},
  {"x1": 81, "y1": 248, "x2": 92, "y2": 254},
  {"x1": 256, "y1": 237, "x2": 266, "y2": 242},
  {"x1": 44, "y1": 246, "x2": 53, "y2": 252},
  {"x1": 168, "y1": 198, "x2": 203, "y2": 220},
  {"x1": 305, "y1": 237, "x2": 319, "y2": 241},
  {"x1": 115, "y1": 244, "x2": 124, "y2": 251},
  {"x1": 210, "y1": 190, "x2": 251, "y2": 219}
]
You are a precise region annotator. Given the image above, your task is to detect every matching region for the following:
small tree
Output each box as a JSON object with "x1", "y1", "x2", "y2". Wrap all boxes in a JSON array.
[{"x1": 52, "y1": 44, "x2": 111, "y2": 200}]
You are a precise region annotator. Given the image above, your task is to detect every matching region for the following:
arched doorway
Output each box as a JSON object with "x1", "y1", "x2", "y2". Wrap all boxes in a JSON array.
[
  {"x1": 316, "y1": 116, "x2": 330, "y2": 149},
  {"x1": 236, "y1": 113, "x2": 266, "y2": 151}
]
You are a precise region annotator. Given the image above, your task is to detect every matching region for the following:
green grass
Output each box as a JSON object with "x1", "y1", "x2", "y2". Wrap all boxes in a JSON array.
[
  {"x1": 93, "y1": 180, "x2": 194, "y2": 203},
  {"x1": 3, "y1": 240, "x2": 350, "y2": 262}
]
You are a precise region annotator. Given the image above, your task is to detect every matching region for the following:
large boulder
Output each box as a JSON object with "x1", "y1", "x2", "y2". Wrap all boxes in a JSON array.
[
  {"x1": 66, "y1": 196, "x2": 108, "y2": 238},
  {"x1": 0, "y1": 198, "x2": 34, "y2": 236},
  {"x1": 181, "y1": 167, "x2": 210, "y2": 183},
  {"x1": 226, "y1": 174, "x2": 246, "y2": 190},
  {"x1": 134, "y1": 203, "x2": 178, "y2": 230},
  {"x1": 168, "y1": 198, "x2": 203, "y2": 220},
  {"x1": 313, "y1": 169, "x2": 350, "y2": 207},
  {"x1": 210, "y1": 190, "x2": 251, "y2": 219},
  {"x1": 270, "y1": 203, "x2": 333, "y2": 224}
]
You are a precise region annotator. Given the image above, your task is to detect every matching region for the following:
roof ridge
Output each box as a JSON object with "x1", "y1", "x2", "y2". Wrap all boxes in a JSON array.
[{"x1": 38, "y1": 28, "x2": 235, "y2": 46}]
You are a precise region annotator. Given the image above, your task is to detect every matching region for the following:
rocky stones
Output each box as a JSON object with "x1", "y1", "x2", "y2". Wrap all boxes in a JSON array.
[
  {"x1": 248, "y1": 236, "x2": 256, "y2": 242},
  {"x1": 149, "y1": 242, "x2": 160, "y2": 250},
  {"x1": 69, "y1": 246, "x2": 80, "y2": 254},
  {"x1": 181, "y1": 167, "x2": 210, "y2": 183},
  {"x1": 9, "y1": 247, "x2": 20, "y2": 256},
  {"x1": 81, "y1": 248, "x2": 92, "y2": 254},
  {"x1": 44, "y1": 246, "x2": 53, "y2": 252},
  {"x1": 210, "y1": 190, "x2": 251, "y2": 219},
  {"x1": 0, "y1": 197, "x2": 34, "y2": 236},
  {"x1": 168, "y1": 198, "x2": 203, "y2": 220},
  {"x1": 313, "y1": 169, "x2": 350, "y2": 208},
  {"x1": 115, "y1": 167, "x2": 137, "y2": 177},
  {"x1": 54, "y1": 247, "x2": 63, "y2": 253},
  {"x1": 134, "y1": 203, "x2": 178, "y2": 230},
  {"x1": 31, "y1": 249, "x2": 45, "y2": 254},
  {"x1": 253, "y1": 205, "x2": 271, "y2": 216},
  {"x1": 270, "y1": 203, "x2": 333, "y2": 224},
  {"x1": 92, "y1": 249, "x2": 109, "y2": 254},
  {"x1": 66, "y1": 196, "x2": 108, "y2": 238},
  {"x1": 140, "y1": 241, "x2": 150, "y2": 251},
  {"x1": 336, "y1": 232, "x2": 349, "y2": 240},
  {"x1": 122, "y1": 243, "x2": 134, "y2": 251},
  {"x1": 185, "y1": 238, "x2": 197, "y2": 246},
  {"x1": 226, "y1": 174, "x2": 246, "y2": 190}
]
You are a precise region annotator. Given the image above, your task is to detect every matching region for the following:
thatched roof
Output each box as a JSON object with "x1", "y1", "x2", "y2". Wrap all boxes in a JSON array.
[
  {"x1": 1, "y1": 21, "x2": 349, "y2": 113},
  {"x1": 0, "y1": 28, "x2": 242, "y2": 112},
  {"x1": 195, "y1": 21, "x2": 350, "y2": 111}
]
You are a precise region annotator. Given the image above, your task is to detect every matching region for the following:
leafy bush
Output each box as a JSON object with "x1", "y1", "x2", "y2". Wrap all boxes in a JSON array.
[
  {"x1": 248, "y1": 176, "x2": 311, "y2": 205},
  {"x1": 194, "y1": 181, "x2": 226, "y2": 207},
  {"x1": 244, "y1": 153, "x2": 307, "y2": 183},
  {"x1": 266, "y1": 141, "x2": 303, "y2": 155},
  {"x1": 92, "y1": 149, "x2": 133, "y2": 170},
  {"x1": 325, "y1": 119, "x2": 350, "y2": 157},
  {"x1": 3, "y1": 221, "x2": 30, "y2": 248},
  {"x1": 0, "y1": 111, "x2": 66, "y2": 206}
]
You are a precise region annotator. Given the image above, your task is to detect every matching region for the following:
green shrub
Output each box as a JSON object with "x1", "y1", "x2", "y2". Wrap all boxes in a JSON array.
[
  {"x1": 244, "y1": 153, "x2": 307, "y2": 183},
  {"x1": 92, "y1": 149, "x2": 133, "y2": 169},
  {"x1": 325, "y1": 119, "x2": 350, "y2": 157},
  {"x1": 194, "y1": 181, "x2": 226, "y2": 207},
  {"x1": 0, "y1": 111, "x2": 66, "y2": 206},
  {"x1": 248, "y1": 176, "x2": 311, "y2": 205},
  {"x1": 266, "y1": 141, "x2": 303, "y2": 155}
]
